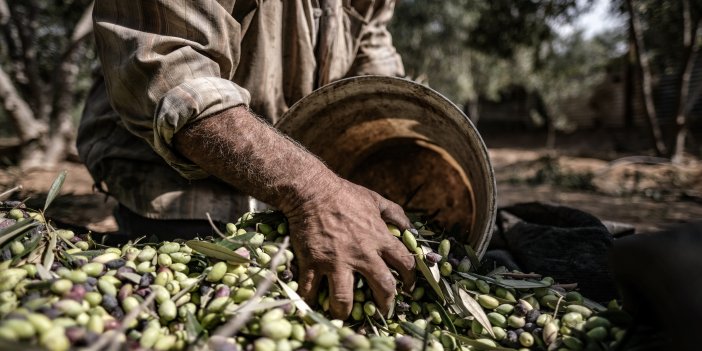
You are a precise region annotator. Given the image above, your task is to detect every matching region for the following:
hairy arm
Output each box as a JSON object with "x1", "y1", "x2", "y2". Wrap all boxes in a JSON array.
[
  {"x1": 94, "y1": 0, "x2": 415, "y2": 319},
  {"x1": 173, "y1": 106, "x2": 332, "y2": 213},
  {"x1": 174, "y1": 106, "x2": 416, "y2": 318}
]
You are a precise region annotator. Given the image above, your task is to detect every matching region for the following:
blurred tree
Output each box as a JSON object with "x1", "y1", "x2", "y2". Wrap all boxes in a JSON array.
[
  {"x1": 389, "y1": 0, "x2": 607, "y2": 135},
  {"x1": 670, "y1": 0, "x2": 701, "y2": 162},
  {"x1": 0, "y1": 0, "x2": 95, "y2": 169},
  {"x1": 620, "y1": 0, "x2": 702, "y2": 159}
]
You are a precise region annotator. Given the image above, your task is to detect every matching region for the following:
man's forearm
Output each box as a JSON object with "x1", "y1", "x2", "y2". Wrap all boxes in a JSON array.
[
  {"x1": 173, "y1": 106, "x2": 336, "y2": 213},
  {"x1": 173, "y1": 105, "x2": 416, "y2": 319}
]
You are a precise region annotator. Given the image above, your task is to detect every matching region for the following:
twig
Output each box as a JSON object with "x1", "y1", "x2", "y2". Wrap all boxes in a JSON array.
[
  {"x1": 376, "y1": 307, "x2": 389, "y2": 329},
  {"x1": 552, "y1": 294, "x2": 565, "y2": 320},
  {"x1": 205, "y1": 212, "x2": 226, "y2": 238},
  {"x1": 416, "y1": 239, "x2": 441, "y2": 244},
  {"x1": 82, "y1": 291, "x2": 157, "y2": 351},
  {"x1": 0, "y1": 185, "x2": 22, "y2": 201},
  {"x1": 206, "y1": 212, "x2": 257, "y2": 250},
  {"x1": 211, "y1": 237, "x2": 290, "y2": 341},
  {"x1": 495, "y1": 272, "x2": 542, "y2": 279},
  {"x1": 365, "y1": 314, "x2": 380, "y2": 336},
  {"x1": 171, "y1": 273, "x2": 206, "y2": 302},
  {"x1": 422, "y1": 315, "x2": 434, "y2": 351},
  {"x1": 553, "y1": 283, "x2": 578, "y2": 290}
]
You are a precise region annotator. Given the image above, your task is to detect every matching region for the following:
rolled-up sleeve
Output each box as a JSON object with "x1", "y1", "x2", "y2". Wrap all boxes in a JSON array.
[
  {"x1": 347, "y1": 0, "x2": 405, "y2": 77},
  {"x1": 93, "y1": 0, "x2": 250, "y2": 179}
]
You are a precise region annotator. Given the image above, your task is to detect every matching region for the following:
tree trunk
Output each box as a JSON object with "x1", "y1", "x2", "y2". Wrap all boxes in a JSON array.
[
  {"x1": 43, "y1": 2, "x2": 93, "y2": 165},
  {"x1": 0, "y1": 66, "x2": 46, "y2": 143},
  {"x1": 44, "y1": 53, "x2": 81, "y2": 165},
  {"x1": 626, "y1": 0, "x2": 668, "y2": 156},
  {"x1": 8, "y1": 0, "x2": 47, "y2": 121},
  {"x1": 0, "y1": 1, "x2": 94, "y2": 167},
  {"x1": 0, "y1": 0, "x2": 8, "y2": 25},
  {"x1": 672, "y1": 0, "x2": 701, "y2": 164},
  {"x1": 623, "y1": 35, "x2": 635, "y2": 129},
  {"x1": 0, "y1": 66, "x2": 46, "y2": 168}
]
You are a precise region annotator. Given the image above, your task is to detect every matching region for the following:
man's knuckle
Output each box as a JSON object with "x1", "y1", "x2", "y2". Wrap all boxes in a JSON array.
[
  {"x1": 332, "y1": 293, "x2": 353, "y2": 305},
  {"x1": 402, "y1": 254, "x2": 416, "y2": 268},
  {"x1": 378, "y1": 274, "x2": 396, "y2": 293},
  {"x1": 387, "y1": 201, "x2": 402, "y2": 213}
]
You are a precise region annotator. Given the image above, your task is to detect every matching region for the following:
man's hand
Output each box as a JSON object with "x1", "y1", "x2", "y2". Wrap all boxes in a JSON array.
[
  {"x1": 174, "y1": 106, "x2": 415, "y2": 319},
  {"x1": 288, "y1": 177, "x2": 415, "y2": 319}
]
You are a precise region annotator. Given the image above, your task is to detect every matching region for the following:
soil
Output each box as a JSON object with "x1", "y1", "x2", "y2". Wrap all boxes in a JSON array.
[
  {"x1": 1, "y1": 143, "x2": 701, "y2": 235},
  {"x1": 0, "y1": 162, "x2": 118, "y2": 233},
  {"x1": 486, "y1": 130, "x2": 702, "y2": 233}
]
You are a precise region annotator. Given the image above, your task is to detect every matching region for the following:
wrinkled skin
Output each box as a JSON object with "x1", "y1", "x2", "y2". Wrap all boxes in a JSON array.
[
  {"x1": 288, "y1": 179, "x2": 416, "y2": 318},
  {"x1": 175, "y1": 106, "x2": 416, "y2": 319}
]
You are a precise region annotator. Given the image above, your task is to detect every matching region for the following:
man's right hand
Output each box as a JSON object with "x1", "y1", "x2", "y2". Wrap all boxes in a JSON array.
[
  {"x1": 174, "y1": 106, "x2": 415, "y2": 319},
  {"x1": 287, "y1": 175, "x2": 416, "y2": 319}
]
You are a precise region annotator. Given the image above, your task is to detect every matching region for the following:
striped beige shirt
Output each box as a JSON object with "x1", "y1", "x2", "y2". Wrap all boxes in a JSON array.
[{"x1": 77, "y1": 0, "x2": 404, "y2": 222}]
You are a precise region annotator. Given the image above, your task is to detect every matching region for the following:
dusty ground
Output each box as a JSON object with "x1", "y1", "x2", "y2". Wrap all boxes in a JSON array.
[
  {"x1": 1, "y1": 146, "x2": 701, "y2": 234},
  {"x1": 0, "y1": 162, "x2": 118, "y2": 232},
  {"x1": 490, "y1": 148, "x2": 702, "y2": 232}
]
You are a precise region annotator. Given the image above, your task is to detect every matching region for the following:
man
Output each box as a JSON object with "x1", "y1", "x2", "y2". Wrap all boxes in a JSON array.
[{"x1": 77, "y1": 0, "x2": 415, "y2": 320}]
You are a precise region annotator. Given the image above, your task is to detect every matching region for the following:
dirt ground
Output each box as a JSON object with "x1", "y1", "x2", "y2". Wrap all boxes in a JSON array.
[
  {"x1": 1, "y1": 145, "x2": 701, "y2": 234},
  {"x1": 490, "y1": 148, "x2": 702, "y2": 232}
]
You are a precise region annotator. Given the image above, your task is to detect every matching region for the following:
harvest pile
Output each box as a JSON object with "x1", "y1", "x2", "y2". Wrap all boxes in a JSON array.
[{"x1": 0, "y1": 174, "x2": 631, "y2": 351}]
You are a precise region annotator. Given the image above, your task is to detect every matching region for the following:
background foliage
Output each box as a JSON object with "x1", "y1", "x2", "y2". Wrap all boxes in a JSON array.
[{"x1": 0, "y1": 0, "x2": 697, "y2": 165}]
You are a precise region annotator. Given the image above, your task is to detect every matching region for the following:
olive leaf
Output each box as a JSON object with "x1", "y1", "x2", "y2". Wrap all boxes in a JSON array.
[
  {"x1": 25, "y1": 281, "x2": 53, "y2": 291},
  {"x1": 453, "y1": 284, "x2": 495, "y2": 338},
  {"x1": 415, "y1": 245, "x2": 444, "y2": 302},
  {"x1": 276, "y1": 278, "x2": 337, "y2": 330},
  {"x1": 417, "y1": 229, "x2": 437, "y2": 236},
  {"x1": 12, "y1": 229, "x2": 43, "y2": 264},
  {"x1": 55, "y1": 252, "x2": 73, "y2": 269},
  {"x1": 44, "y1": 170, "x2": 67, "y2": 211},
  {"x1": 119, "y1": 272, "x2": 143, "y2": 285},
  {"x1": 376, "y1": 307, "x2": 390, "y2": 330},
  {"x1": 71, "y1": 250, "x2": 107, "y2": 258},
  {"x1": 445, "y1": 331, "x2": 518, "y2": 351},
  {"x1": 486, "y1": 266, "x2": 509, "y2": 276},
  {"x1": 495, "y1": 278, "x2": 551, "y2": 289},
  {"x1": 580, "y1": 296, "x2": 607, "y2": 312},
  {"x1": 0, "y1": 218, "x2": 40, "y2": 247},
  {"x1": 43, "y1": 230, "x2": 57, "y2": 269},
  {"x1": 306, "y1": 310, "x2": 338, "y2": 330},
  {"x1": 386, "y1": 297, "x2": 395, "y2": 320},
  {"x1": 399, "y1": 321, "x2": 433, "y2": 340},
  {"x1": 277, "y1": 280, "x2": 309, "y2": 314},
  {"x1": 447, "y1": 303, "x2": 464, "y2": 317},
  {"x1": 185, "y1": 309, "x2": 203, "y2": 343},
  {"x1": 236, "y1": 210, "x2": 286, "y2": 228},
  {"x1": 440, "y1": 278, "x2": 456, "y2": 304},
  {"x1": 434, "y1": 302, "x2": 457, "y2": 334},
  {"x1": 35, "y1": 263, "x2": 54, "y2": 280},
  {"x1": 26, "y1": 241, "x2": 46, "y2": 264},
  {"x1": 231, "y1": 299, "x2": 293, "y2": 314},
  {"x1": 24, "y1": 296, "x2": 56, "y2": 311},
  {"x1": 216, "y1": 232, "x2": 258, "y2": 250},
  {"x1": 457, "y1": 271, "x2": 550, "y2": 290},
  {"x1": 365, "y1": 314, "x2": 381, "y2": 337},
  {"x1": 463, "y1": 244, "x2": 481, "y2": 271},
  {"x1": 186, "y1": 240, "x2": 250, "y2": 264}
]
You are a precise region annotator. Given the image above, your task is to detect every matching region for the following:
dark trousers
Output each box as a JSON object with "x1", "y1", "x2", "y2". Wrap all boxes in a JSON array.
[{"x1": 93, "y1": 205, "x2": 223, "y2": 246}]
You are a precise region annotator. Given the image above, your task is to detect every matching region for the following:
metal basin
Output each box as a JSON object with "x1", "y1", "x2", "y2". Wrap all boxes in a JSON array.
[{"x1": 276, "y1": 76, "x2": 496, "y2": 258}]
